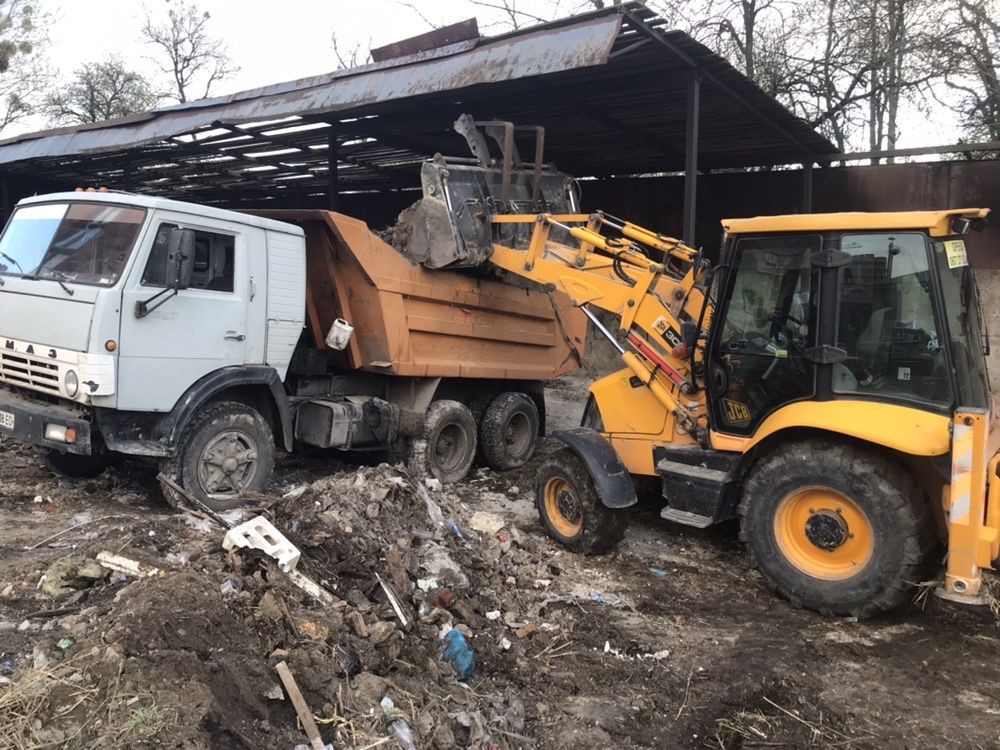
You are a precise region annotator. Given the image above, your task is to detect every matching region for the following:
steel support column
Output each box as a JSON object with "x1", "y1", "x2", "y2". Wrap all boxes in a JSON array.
[
  {"x1": 683, "y1": 73, "x2": 701, "y2": 246},
  {"x1": 802, "y1": 162, "x2": 813, "y2": 212},
  {"x1": 328, "y1": 127, "x2": 339, "y2": 211}
]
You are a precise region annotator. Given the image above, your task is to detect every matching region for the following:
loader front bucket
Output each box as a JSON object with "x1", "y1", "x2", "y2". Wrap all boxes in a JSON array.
[{"x1": 392, "y1": 156, "x2": 579, "y2": 270}]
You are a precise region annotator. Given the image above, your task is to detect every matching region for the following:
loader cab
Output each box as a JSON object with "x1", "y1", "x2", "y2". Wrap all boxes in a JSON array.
[{"x1": 709, "y1": 210, "x2": 990, "y2": 437}]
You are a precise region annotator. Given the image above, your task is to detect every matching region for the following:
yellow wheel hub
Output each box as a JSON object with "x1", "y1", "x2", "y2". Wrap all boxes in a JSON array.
[
  {"x1": 773, "y1": 487, "x2": 874, "y2": 581},
  {"x1": 543, "y1": 476, "x2": 582, "y2": 538}
]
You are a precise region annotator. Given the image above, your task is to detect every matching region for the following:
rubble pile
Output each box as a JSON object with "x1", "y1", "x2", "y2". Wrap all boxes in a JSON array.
[{"x1": 1, "y1": 464, "x2": 575, "y2": 749}]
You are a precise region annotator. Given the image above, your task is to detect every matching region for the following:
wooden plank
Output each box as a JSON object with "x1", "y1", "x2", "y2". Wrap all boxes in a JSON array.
[{"x1": 275, "y1": 661, "x2": 325, "y2": 750}]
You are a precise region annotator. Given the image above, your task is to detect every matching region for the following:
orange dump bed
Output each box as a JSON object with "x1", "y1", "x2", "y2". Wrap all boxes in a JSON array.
[{"x1": 251, "y1": 210, "x2": 586, "y2": 380}]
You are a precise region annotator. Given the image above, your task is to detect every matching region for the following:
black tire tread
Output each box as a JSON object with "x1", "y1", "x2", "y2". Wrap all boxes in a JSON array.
[
  {"x1": 480, "y1": 391, "x2": 539, "y2": 471},
  {"x1": 534, "y1": 447, "x2": 627, "y2": 554},
  {"x1": 739, "y1": 439, "x2": 938, "y2": 618},
  {"x1": 159, "y1": 400, "x2": 274, "y2": 512},
  {"x1": 408, "y1": 399, "x2": 477, "y2": 484}
]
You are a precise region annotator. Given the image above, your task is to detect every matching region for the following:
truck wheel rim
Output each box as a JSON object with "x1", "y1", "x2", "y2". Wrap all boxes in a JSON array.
[
  {"x1": 544, "y1": 477, "x2": 582, "y2": 537},
  {"x1": 505, "y1": 412, "x2": 532, "y2": 457},
  {"x1": 198, "y1": 429, "x2": 259, "y2": 494},
  {"x1": 434, "y1": 423, "x2": 468, "y2": 474},
  {"x1": 773, "y1": 487, "x2": 874, "y2": 581}
]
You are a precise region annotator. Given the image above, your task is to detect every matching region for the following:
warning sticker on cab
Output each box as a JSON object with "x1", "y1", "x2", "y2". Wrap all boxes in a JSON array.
[{"x1": 944, "y1": 239, "x2": 968, "y2": 269}]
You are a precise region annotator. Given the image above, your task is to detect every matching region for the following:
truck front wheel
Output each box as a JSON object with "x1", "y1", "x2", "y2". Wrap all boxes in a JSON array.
[{"x1": 160, "y1": 401, "x2": 275, "y2": 512}]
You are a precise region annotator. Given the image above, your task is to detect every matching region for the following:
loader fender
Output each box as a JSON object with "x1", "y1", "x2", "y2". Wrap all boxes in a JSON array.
[{"x1": 551, "y1": 428, "x2": 637, "y2": 509}]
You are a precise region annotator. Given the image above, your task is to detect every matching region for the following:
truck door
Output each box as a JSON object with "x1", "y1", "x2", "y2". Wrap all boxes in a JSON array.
[{"x1": 118, "y1": 213, "x2": 249, "y2": 412}]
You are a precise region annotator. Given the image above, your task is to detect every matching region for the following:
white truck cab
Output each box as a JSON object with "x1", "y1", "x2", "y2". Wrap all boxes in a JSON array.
[{"x1": 0, "y1": 191, "x2": 306, "y2": 506}]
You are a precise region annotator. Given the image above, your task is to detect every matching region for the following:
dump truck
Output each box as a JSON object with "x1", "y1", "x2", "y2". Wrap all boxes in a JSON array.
[
  {"x1": 0, "y1": 191, "x2": 585, "y2": 511},
  {"x1": 397, "y1": 115, "x2": 1000, "y2": 617}
]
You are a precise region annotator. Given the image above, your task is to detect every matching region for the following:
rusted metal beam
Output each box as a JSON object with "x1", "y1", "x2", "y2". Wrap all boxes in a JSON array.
[
  {"x1": 683, "y1": 73, "x2": 700, "y2": 245},
  {"x1": 623, "y1": 8, "x2": 814, "y2": 159},
  {"x1": 370, "y1": 18, "x2": 479, "y2": 62},
  {"x1": 328, "y1": 127, "x2": 339, "y2": 211}
]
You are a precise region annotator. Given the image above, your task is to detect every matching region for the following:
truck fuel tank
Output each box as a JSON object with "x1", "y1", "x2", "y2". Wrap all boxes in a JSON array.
[{"x1": 294, "y1": 397, "x2": 397, "y2": 450}]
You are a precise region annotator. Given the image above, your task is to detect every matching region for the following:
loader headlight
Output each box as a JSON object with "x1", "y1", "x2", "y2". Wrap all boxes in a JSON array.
[{"x1": 64, "y1": 369, "x2": 79, "y2": 398}]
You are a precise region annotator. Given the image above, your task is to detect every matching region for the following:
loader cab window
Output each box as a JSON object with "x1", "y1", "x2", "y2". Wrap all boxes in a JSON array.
[
  {"x1": 834, "y1": 233, "x2": 949, "y2": 407},
  {"x1": 713, "y1": 235, "x2": 820, "y2": 435},
  {"x1": 142, "y1": 223, "x2": 236, "y2": 292}
]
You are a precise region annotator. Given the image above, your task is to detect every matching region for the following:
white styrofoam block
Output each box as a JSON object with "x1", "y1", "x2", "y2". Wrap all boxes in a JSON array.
[{"x1": 222, "y1": 516, "x2": 301, "y2": 573}]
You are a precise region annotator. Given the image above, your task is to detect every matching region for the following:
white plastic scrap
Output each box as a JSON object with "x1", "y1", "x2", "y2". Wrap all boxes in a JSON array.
[
  {"x1": 222, "y1": 516, "x2": 301, "y2": 573},
  {"x1": 602, "y1": 641, "x2": 671, "y2": 662},
  {"x1": 469, "y1": 511, "x2": 505, "y2": 536}
]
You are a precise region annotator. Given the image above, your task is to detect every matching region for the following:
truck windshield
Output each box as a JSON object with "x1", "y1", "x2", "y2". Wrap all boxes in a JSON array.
[
  {"x1": 931, "y1": 237, "x2": 990, "y2": 408},
  {"x1": 0, "y1": 202, "x2": 146, "y2": 286}
]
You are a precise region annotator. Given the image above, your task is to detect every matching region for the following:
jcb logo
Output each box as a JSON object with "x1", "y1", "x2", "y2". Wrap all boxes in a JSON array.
[{"x1": 722, "y1": 398, "x2": 751, "y2": 424}]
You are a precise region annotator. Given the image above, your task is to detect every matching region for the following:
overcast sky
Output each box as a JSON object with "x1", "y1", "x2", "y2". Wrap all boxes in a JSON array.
[
  {"x1": 25, "y1": 0, "x2": 954, "y2": 150},
  {"x1": 41, "y1": 0, "x2": 563, "y2": 108}
]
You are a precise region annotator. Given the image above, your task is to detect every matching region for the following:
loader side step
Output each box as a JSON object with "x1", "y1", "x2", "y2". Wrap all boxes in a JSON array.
[
  {"x1": 659, "y1": 506, "x2": 714, "y2": 528},
  {"x1": 654, "y1": 448, "x2": 741, "y2": 525}
]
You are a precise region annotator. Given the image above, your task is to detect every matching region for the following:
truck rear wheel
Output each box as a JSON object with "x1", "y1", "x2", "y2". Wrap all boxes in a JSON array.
[
  {"x1": 160, "y1": 401, "x2": 275, "y2": 512},
  {"x1": 480, "y1": 392, "x2": 539, "y2": 471},
  {"x1": 535, "y1": 448, "x2": 627, "y2": 554},
  {"x1": 409, "y1": 400, "x2": 477, "y2": 484},
  {"x1": 740, "y1": 440, "x2": 937, "y2": 618}
]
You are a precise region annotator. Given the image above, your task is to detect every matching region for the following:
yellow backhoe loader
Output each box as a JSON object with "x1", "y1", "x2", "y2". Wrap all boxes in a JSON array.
[{"x1": 403, "y1": 116, "x2": 998, "y2": 617}]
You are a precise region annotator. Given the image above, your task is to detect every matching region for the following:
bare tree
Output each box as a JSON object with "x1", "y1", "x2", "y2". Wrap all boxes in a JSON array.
[
  {"x1": 0, "y1": 0, "x2": 49, "y2": 133},
  {"x1": 936, "y1": 0, "x2": 1000, "y2": 142},
  {"x1": 331, "y1": 32, "x2": 370, "y2": 70},
  {"x1": 44, "y1": 57, "x2": 158, "y2": 125},
  {"x1": 142, "y1": 1, "x2": 238, "y2": 103}
]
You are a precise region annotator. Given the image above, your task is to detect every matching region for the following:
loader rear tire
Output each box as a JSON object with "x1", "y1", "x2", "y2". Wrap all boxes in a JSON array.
[
  {"x1": 535, "y1": 448, "x2": 627, "y2": 554},
  {"x1": 480, "y1": 392, "x2": 539, "y2": 471},
  {"x1": 740, "y1": 440, "x2": 938, "y2": 618},
  {"x1": 409, "y1": 400, "x2": 477, "y2": 484}
]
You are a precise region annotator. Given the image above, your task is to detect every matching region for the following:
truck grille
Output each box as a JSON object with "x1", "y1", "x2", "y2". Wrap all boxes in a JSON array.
[{"x1": 0, "y1": 352, "x2": 60, "y2": 394}]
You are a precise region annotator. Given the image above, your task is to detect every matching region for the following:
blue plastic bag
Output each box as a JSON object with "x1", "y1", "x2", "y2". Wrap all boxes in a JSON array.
[{"x1": 439, "y1": 629, "x2": 476, "y2": 680}]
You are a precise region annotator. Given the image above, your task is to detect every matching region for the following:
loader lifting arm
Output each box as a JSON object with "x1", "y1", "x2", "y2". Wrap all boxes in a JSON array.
[{"x1": 488, "y1": 210, "x2": 713, "y2": 444}]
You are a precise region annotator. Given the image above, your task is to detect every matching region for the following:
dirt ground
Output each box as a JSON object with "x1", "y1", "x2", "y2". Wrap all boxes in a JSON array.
[{"x1": 1, "y1": 376, "x2": 999, "y2": 750}]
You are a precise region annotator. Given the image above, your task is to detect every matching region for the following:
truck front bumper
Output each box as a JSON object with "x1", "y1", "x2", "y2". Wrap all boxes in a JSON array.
[{"x1": 0, "y1": 387, "x2": 93, "y2": 455}]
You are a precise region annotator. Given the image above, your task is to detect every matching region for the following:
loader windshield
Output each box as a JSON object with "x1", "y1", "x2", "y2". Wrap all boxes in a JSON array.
[{"x1": 835, "y1": 233, "x2": 949, "y2": 407}]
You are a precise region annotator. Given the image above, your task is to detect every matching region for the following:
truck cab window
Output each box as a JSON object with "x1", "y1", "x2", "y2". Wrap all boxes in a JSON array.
[
  {"x1": 835, "y1": 233, "x2": 948, "y2": 406},
  {"x1": 142, "y1": 223, "x2": 236, "y2": 292}
]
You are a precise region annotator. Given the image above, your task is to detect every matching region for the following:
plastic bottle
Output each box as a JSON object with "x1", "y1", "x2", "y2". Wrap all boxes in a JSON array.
[{"x1": 380, "y1": 696, "x2": 417, "y2": 750}]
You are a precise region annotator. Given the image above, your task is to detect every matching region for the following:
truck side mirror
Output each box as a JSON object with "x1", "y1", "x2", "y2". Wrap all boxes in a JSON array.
[{"x1": 168, "y1": 228, "x2": 195, "y2": 289}]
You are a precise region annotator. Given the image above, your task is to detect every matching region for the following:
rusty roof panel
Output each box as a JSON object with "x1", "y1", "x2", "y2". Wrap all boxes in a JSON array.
[{"x1": 0, "y1": 14, "x2": 622, "y2": 165}]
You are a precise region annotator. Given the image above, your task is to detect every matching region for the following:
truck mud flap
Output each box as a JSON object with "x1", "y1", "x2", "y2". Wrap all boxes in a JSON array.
[{"x1": 551, "y1": 427, "x2": 637, "y2": 509}]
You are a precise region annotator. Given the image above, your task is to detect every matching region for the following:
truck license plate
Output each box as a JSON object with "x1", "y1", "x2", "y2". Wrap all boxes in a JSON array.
[{"x1": 0, "y1": 410, "x2": 13, "y2": 430}]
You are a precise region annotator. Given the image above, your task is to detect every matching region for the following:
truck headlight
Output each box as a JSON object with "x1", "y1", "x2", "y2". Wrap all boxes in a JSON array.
[{"x1": 64, "y1": 369, "x2": 79, "y2": 398}]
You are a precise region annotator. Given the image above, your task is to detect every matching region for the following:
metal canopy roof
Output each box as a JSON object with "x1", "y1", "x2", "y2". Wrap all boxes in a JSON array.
[{"x1": 0, "y1": 3, "x2": 836, "y2": 207}]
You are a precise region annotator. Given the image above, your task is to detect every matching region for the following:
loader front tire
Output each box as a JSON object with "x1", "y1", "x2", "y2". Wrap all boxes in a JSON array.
[
  {"x1": 740, "y1": 440, "x2": 937, "y2": 618},
  {"x1": 535, "y1": 448, "x2": 627, "y2": 554}
]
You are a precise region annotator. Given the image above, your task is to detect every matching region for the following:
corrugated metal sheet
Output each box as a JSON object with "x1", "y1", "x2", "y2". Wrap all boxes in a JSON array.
[
  {"x1": 0, "y1": 3, "x2": 837, "y2": 207},
  {"x1": 0, "y1": 15, "x2": 622, "y2": 163}
]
